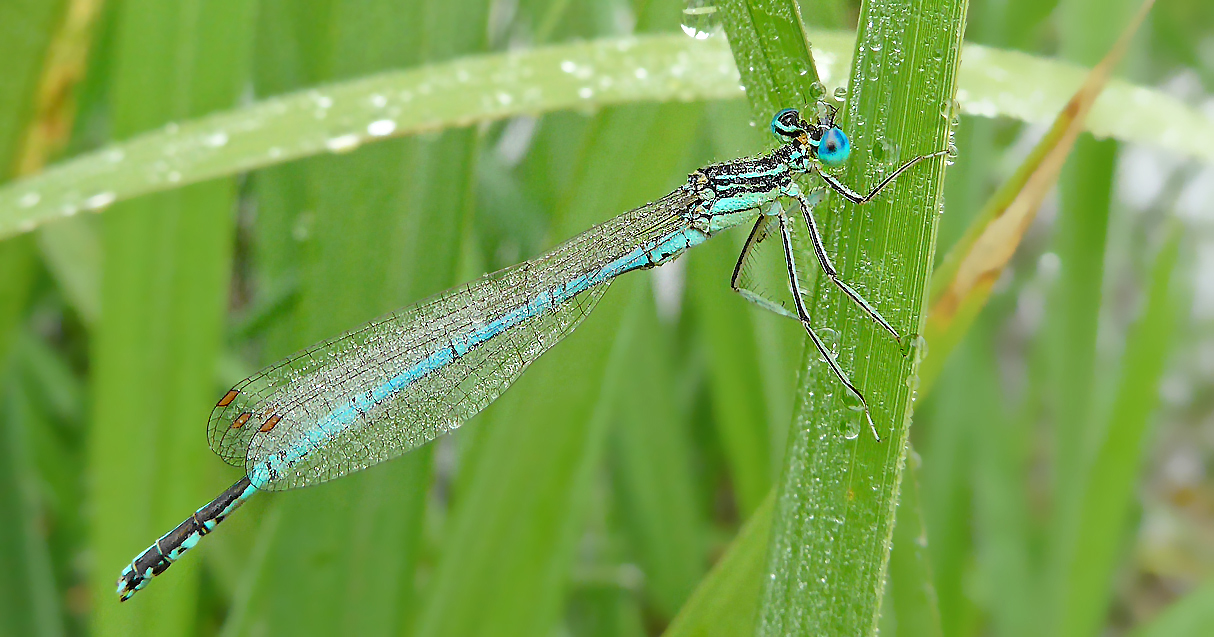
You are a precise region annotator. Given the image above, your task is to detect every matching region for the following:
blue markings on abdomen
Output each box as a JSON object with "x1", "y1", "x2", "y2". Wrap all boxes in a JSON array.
[{"x1": 249, "y1": 226, "x2": 709, "y2": 487}]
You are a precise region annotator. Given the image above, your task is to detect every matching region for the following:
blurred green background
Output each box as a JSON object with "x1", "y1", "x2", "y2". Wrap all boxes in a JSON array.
[{"x1": 1, "y1": 0, "x2": 1212, "y2": 636}]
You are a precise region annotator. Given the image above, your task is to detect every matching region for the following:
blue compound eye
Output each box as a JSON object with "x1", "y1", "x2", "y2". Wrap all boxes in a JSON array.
[
  {"x1": 771, "y1": 108, "x2": 806, "y2": 140},
  {"x1": 818, "y1": 127, "x2": 850, "y2": 166}
]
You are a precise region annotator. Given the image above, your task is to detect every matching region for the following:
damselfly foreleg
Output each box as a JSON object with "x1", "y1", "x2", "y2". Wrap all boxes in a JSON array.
[{"x1": 817, "y1": 149, "x2": 949, "y2": 204}]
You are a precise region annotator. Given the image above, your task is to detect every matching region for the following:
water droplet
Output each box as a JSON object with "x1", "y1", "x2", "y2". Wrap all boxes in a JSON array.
[
  {"x1": 326, "y1": 134, "x2": 361, "y2": 153},
  {"x1": 870, "y1": 40, "x2": 883, "y2": 52},
  {"x1": 808, "y1": 81, "x2": 826, "y2": 102},
  {"x1": 292, "y1": 211, "x2": 314, "y2": 241},
  {"x1": 680, "y1": 1, "x2": 720, "y2": 40},
  {"x1": 18, "y1": 192, "x2": 40, "y2": 208},
  {"x1": 832, "y1": 86, "x2": 848, "y2": 101},
  {"x1": 913, "y1": 335, "x2": 929, "y2": 363},
  {"x1": 84, "y1": 192, "x2": 116, "y2": 210},
  {"x1": 871, "y1": 137, "x2": 899, "y2": 165},
  {"x1": 843, "y1": 419, "x2": 861, "y2": 440},
  {"x1": 945, "y1": 142, "x2": 959, "y2": 166},
  {"x1": 905, "y1": 374, "x2": 920, "y2": 390},
  {"x1": 842, "y1": 390, "x2": 866, "y2": 413},
  {"x1": 560, "y1": 60, "x2": 577, "y2": 74},
  {"x1": 577, "y1": 87, "x2": 594, "y2": 99},
  {"x1": 205, "y1": 132, "x2": 229, "y2": 148},
  {"x1": 367, "y1": 119, "x2": 397, "y2": 137},
  {"x1": 817, "y1": 327, "x2": 840, "y2": 361}
]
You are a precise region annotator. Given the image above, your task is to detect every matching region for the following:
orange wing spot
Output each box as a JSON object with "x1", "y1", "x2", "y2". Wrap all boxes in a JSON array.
[
  {"x1": 231, "y1": 412, "x2": 252, "y2": 429},
  {"x1": 259, "y1": 414, "x2": 283, "y2": 433},
  {"x1": 217, "y1": 389, "x2": 240, "y2": 407}
]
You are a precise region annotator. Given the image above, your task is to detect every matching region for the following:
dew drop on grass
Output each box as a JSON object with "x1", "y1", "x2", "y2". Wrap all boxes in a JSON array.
[
  {"x1": 817, "y1": 327, "x2": 840, "y2": 361},
  {"x1": 84, "y1": 192, "x2": 116, "y2": 211},
  {"x1": 367, "y1": 119, "x2": 397, "y2": 137},
  {"x1": 872, "y1": 137, "x2": 899, "y2": 164},
  {"x1": 913, "y1": 334, "x2": 929, "y2": 363},
  {"x1": 205, "y1": 132, "x2": 229, "y2": 148},
  {"x1": 842, "y1": 417, "x2": 861, "y2": 440},
  {"x1": 326, "y1": 134, "x2": 361, "y2": 153},
  {"x1": 841, "y1": 390, "x2": 865, "y2": 414},
  {"x1": 680, "y1": 1, "x2": 720, "y2": 40},
  {"x1": 808, "y1": 81, "x2": 826, "y2": 102},
  {"x1": 832, "y1": 86, "x2": 848, "y2": 101}
]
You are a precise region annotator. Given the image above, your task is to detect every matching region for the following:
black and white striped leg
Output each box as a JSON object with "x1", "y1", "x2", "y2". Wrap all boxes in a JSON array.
[
  {"x1": 777, "y1": 212, "x2": 881, "y2": 441},
  {"x1": 729, "y1": 214, "x2": 798, "y2": 319},
  {"x1": 792, "y1": 191, "x2": 901, "y2": 344},
  {"x1": 817, "y1": 149, "x2": 949, "y2": 204}
]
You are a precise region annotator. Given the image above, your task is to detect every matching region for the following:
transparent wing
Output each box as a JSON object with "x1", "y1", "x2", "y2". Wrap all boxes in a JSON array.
[
  {"x1": 207, "y1": 189, "x2": 695, "y2": 490},
  {"x1": 731, "y1": 191, "x2": 825, "y2": 319},
  {"x1": 733, "y1": 212, "x2": 799, "y2": 318}
]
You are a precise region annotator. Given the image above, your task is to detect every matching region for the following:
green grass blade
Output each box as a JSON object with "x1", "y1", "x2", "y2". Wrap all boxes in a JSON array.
[
  {"x1": 718, "y1": 0, "x2": 822, "y2": 117},
  {"x1": 665, "y1": 493, "x2": 774, "y2": 637},
  {"x1": 947, "y1": 327, "x2": 1035, "y2": 637},
  {"x1": 1128, "y1": 578, "x2": 1214, "y2": 637},
  {"x1": 87, "y1": 2, "x2": 254, "y2": 634},
  {"x1": 686, "y1": 99, "x2": 802, "y2": 519},
  {"x1": 236, "y1": 1, "x2": 482, "y2": 634},
  {"x1": 1052, "y1": 226, "x2": 1181, "y2": 637},
  {"x1": 755, "y1": 0, "x2": 966, "y2": 633},
  {"x1": 0, "y1": 248, "x2": 57, "y2": 637},
  {"x1": 887, "y1": 451, "x2": 943, "y2": 637},
  {"x1": 5, "y1": 31, "x2": 1213, "y2": 241},
  {"x1": 609, "y1": 287, "x2": 707, "y2": 619},
  {"x1": 921, "y1": 0, "x2": 1154, "y2": 396},
  {"x1": 415, "y1": 95, "x2": 704, "y2": 637}
]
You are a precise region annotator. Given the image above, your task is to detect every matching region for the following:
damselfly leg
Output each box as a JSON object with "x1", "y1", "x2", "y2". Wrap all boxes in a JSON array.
[{"x1": 731, "y1": 105, "x2": 947, "y2": 439}]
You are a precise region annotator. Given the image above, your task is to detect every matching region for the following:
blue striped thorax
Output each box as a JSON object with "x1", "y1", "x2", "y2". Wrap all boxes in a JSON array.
[{"x1": 686, "y1": 105, "x2": 848, "y2": 235}]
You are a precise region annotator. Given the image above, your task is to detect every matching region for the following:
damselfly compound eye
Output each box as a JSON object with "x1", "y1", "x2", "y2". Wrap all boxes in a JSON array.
[
  {"x1": 818, "y1": 127, "x2": 850, "y2": 166},
  {"x1": 771, "y1": 108, "x2": 806, "y2": 140}
]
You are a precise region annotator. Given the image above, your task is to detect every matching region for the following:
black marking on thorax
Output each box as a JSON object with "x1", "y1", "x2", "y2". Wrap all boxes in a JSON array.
[{"x1": 700, "y1": 146, "x2": 796, "y2": 197}]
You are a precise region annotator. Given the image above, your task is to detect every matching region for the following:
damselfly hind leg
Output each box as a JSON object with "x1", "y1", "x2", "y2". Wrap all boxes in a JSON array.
[
  {"x1": 790, "y1": 190, "x2": 901, "y2": 345},
  {"x1": 775, "y1": 211, "x2": 881, "y2": 441},
  {"x1": 730, "y1": 205, "x2": 797, "y2": 319}
]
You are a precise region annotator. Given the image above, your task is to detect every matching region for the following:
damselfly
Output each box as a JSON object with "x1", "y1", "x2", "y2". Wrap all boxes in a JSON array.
[{"x1": 117, "y1": 102, "x2": 945, "y2": 601}]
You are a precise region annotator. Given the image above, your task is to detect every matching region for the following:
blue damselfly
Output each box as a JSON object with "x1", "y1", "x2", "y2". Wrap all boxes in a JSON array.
[{"x1": 117, "y1": 102, "x2": 944, "y2": 601}]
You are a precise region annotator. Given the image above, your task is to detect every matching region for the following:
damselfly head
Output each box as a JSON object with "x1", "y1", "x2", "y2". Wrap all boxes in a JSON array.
[{"x1": 808, "y1": 101, "x2": 850, "y2": 167}]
